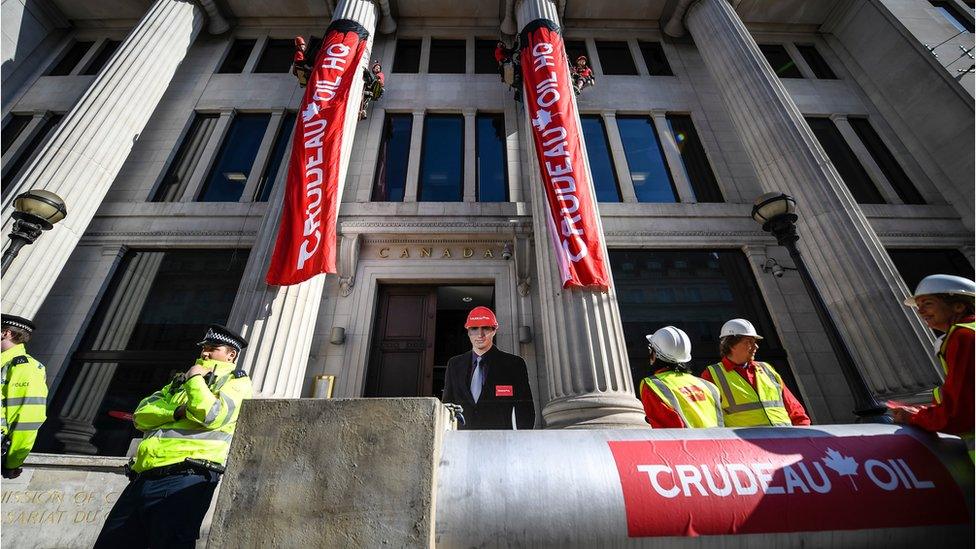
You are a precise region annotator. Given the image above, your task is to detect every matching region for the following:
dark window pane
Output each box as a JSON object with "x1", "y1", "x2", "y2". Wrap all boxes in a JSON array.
[
  {"x1": 218, "y1": 39, "x2": 255, "y2": 73},
  {"x1": 759, "y1": 44, "x2": 803, "y2": 78},
  {"x1": 48, "y1": 41, "x2": 94, "y2": 76},
  {"x1": 476, "y1": 113, "x2": 508, "y2": 202},
  {"x1": 429, "y1": 39, "x2": 466, "y2": 73},
  {"x1": 805, "y1": 117, "x2": 885, "y2": 204},
  {"x1": 848, "y1": 118, "x2": 925, "y2": 205},
  {"x1": 931, "y1": 1, "x2": 974, "y2": 32},
  {"x1": 595, "y1": 41, "x2": 638, "y2": 75},
  {"x1": 198, "y1": 113, "x2": 271, "y2": 202},
  {"x1": 888, "y1": 249, "x2": 975, "y2": 293},
  {"x1": 152, "y1": 113, "x2": 219, "y2": 202},
  {"x1": 255, "y1": 111, "x2": 297, "y2": 202},
  {"x1": 2, "y1": 114, "x2": 33, "y2": 155},
  {"x1": 372, "y1": 114, "x2": 413, "y2": 201},
  {"x1": 393, "y1": 39, "x2": 422, "y2": 73},
  {"x1": 581, "y1": 116, "x2": 622, "y2": 202},
  {"x1": 419, "y1": 114, "x2": 463, "y2": 202},
  {"x1": 564, "y1": 40, "x2": 588, "y2": 69},
  {"x1": 795, "y1": 44, "x2": 837, "y2": 79},
  {"x1": 666, "y1": 114, "x2": 724, "y2": 202},
  {"x1": 475, "y1": 39, "x2": 499, "y2": 74},
  {"x1": 638, "y1": 41, "x2": 673, "y2": 76},
  {"x1": 615, "y1": 116, "x2": 675, "y2": 203},
  {"x1": 610, "y1": 249, "x2": 801, "y2": 401},
  {"x1": 255, "y1": 39, "x2": 294, "y2": 73},
  {"x1": 81, "y1": 40, "x2": 121, "y2": 75},
  {"x1": 2, "y1": 114, "x2": 63, "y2": 198}
]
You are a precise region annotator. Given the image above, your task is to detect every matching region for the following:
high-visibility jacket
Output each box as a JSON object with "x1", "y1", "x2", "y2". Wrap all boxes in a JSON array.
[
  {"x1": 1, "y1": 344, "x2": 48, "y2": 469},
  {"x1": 934, "y1": 321, "x2": 975, "y2": 459},
  {"x1": 704, "y1": 361, "x2": 791, "y2": 427},
  {"x1": 131, "y1": 358, "x2": 251, "y2": 473},
  {"x1": 640, "y1": 371, "x2": 724, "y2": 428}
]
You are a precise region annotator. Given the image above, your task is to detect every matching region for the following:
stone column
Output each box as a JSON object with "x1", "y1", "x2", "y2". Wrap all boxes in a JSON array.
[
  {"x1": 1, "y1": 0, "x2": 209, "y2": 318},
  {"x1": 677, "y1": 0, "x2": 939, "y2": 397},
  {"x1": 516, "y1": 0, "x2": 646, "y2": 428},
  {"x1": 226, "y1": 0, "x2": 379, "y2": 397}
]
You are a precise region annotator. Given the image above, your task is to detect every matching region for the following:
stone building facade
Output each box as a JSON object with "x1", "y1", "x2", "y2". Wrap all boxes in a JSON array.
[{"x1": 2, "y1": 0, "x2": 973, "y2": 456}]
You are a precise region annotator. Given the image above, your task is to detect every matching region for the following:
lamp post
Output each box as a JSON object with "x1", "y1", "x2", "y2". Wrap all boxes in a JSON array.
[
  {"x1": 2, "y1": 189, "x2": 67, "y2": 276},
  {"x1": 751, "y1": 192, "x2": 888, "y2": 423}
]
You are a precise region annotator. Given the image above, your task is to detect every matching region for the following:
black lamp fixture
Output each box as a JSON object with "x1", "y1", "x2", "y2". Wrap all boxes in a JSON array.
[
  {"x1": 1, "y1": 189, "x2": 68, "y2": 276},
  {"x1": 751, "y1": 192, "x2": 888, "y2": 423}
]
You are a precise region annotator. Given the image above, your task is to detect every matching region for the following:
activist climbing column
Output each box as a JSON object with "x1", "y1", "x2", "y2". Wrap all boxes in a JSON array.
[
  {"x1": 226, "y1": 0, "x2": 387, "y2": 396},
  {"x1": 516, "y1": 0, "x2": 645, "y2": 428},
  {"x1": 1, "y1": 0, "x2": 211, "y2": 318},
  {"x1": 677, "y1": 0, "x2": 937, "y2": 398}
]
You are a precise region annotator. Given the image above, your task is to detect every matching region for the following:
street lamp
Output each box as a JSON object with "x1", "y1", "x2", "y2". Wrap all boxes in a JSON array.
[
  {"x1": 1, "y1": 189, "x2": 67, "y2": 276},
  {"x1": 751, "y1": 192, "x2": 888, "y2": 423}
]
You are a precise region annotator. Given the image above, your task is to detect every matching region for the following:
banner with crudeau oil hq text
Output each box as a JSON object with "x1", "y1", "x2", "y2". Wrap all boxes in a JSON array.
[
  {"x1": 519, "y1": 20, "x2": 610, "y2": 290},
  {"x1": 267, "y1": 20, "x2": 369, "y2": 286}
]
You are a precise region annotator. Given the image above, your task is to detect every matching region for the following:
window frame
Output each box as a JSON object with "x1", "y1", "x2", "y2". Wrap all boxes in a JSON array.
[{"x1": 417, "y1": 113, "x2": 465, "y2": 202}]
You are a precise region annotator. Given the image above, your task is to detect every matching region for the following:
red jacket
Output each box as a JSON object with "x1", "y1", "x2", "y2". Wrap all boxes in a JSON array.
[
  {"x1": 639, "y1": 368, "x2": 685, "y2": 428},
  {"x1": 909, "y1": 316, "x2": 975, "y2": 435},
  {"x1": 700, "y1": 357, "x2": 811, "y2": 426}
]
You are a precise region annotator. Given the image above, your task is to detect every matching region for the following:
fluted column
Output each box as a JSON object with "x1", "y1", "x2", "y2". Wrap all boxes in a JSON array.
[
  {"x1": 516, "y1": 0, "x2": 646, "y2": 428},
  {"x1": 226, "y1": 0, "x2": 378, "y2": 397},
  {"x1": 2, "y1": 0, "x2": 207, "y2": 318},
  {"x1": 681, "y1": 0, "x2": 939, "y2": 398}
]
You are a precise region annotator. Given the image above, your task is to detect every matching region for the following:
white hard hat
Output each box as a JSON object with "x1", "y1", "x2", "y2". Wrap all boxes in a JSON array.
[
  {"x1": 719, "y1": 318, "x2": 763, "y2": 340},
  {"x1": 904, "y1": 274, "x2": 976, "y2": 307},
  {"x1": 645, "y1": 326, "x2": 692, "y2": 364}
]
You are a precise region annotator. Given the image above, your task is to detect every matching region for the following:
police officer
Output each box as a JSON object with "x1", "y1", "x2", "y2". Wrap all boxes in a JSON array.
[
  {"x1": 1, "y1": 314, "x2": 47, "y2": 479},
  {"x1": 94, "y1": 324, "x2": 252, "y2": 548},
  {"x1": 639, "y1": 326, "x2": 723, "y2": 428}
]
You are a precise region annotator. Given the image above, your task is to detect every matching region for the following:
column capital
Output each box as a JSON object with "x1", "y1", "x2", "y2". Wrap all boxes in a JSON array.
[{"x1": 196, "y1": 0, "x2": 231, "y2": 34}]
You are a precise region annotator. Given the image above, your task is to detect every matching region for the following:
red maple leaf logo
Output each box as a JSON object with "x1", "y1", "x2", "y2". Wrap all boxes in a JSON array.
[{"x1": 822, "y1": 447, "x2": 860, "y2": 491}]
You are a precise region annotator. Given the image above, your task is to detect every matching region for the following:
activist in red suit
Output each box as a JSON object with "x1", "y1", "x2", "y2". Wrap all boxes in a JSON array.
[{"x1": 441, "y1": 307, "x2": 535, "y2": 430}]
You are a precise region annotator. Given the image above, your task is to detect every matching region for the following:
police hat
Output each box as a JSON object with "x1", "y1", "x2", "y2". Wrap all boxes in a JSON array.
[
  {"x1": 1, "y1": 314, "x2": 35, "y2": 334},
  {"x1": 197, "y1": 324, "x2": 248, "y2": 353}
]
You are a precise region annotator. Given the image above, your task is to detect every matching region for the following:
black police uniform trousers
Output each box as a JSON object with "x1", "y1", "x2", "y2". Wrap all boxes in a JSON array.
[{"x1": 93, "y1": 469, "x2": 220, "y2": 548}]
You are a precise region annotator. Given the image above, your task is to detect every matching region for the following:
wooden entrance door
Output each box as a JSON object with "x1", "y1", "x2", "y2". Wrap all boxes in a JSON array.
[{"x1": 364, "y1": 286, "x2": 437, "y2": 397}]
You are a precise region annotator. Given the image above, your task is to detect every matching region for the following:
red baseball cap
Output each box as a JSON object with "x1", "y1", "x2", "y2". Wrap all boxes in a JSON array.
[{"x1": 464, "y1": 306, "x2": 498, "y2": 329}]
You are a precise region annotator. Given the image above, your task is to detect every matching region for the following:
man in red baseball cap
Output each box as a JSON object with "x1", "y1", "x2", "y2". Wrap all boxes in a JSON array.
[{"x1": 441, "y1": 306, "x2": 535, "y2": 429}]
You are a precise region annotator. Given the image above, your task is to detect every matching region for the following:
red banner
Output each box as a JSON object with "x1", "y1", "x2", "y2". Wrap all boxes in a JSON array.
[
  {"x1": 267, "y1": 21, "x2": 368, "y2": 286},
  {"x1": 519, "y1": 21, "x2": 610, "y2": 290},
  {"x1": 608, "y1": 435, "x2": 970, "y2": 537}
]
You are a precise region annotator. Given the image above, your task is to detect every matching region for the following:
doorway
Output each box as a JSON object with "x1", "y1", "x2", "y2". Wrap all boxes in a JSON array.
[{"x1": 364, "y1": 284, "x2": 494, "y2": 398}]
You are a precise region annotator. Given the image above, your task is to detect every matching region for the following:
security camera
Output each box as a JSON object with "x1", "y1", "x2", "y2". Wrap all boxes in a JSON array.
[
  {"x1": 761, "y1": 258, "x2": 794, "y2": 278},
  {"x1": 770, "y1": 263, "x2": 785, "y2": 278},
  {"x1": 502, "y1": 242, "x2": 513, "y2": 261}
]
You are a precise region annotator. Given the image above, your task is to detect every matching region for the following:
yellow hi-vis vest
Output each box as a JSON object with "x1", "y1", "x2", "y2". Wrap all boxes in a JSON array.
[
  {"x1": 933, "y1": 321, "x2": 975, "y2": 460},
  {"x1": 640, "y1": 371, "x2": 724, "y2": 428},
  {"x1": 1, "y1": 344, "x2": 48, "y2": 469},
  {"x1": 131, "y1": 358, "x2": 251, "y2": 473},
  {"x1": 705, "y1": 362, "x2": 791, "y2": 427}
]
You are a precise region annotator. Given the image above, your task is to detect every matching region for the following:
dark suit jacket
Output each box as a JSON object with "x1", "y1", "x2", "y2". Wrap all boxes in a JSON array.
[{"x1": 441, "y1": 346, "x2": 535, "y2": 430}]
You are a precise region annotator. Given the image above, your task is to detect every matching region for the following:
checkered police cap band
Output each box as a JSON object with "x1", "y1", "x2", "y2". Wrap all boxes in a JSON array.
[
  {"x1": 199, "y1": 326, "x2": 246, "y2": 351},
  {"x1": 1, "y1": 316, "x2": 34, "y2": 333}
]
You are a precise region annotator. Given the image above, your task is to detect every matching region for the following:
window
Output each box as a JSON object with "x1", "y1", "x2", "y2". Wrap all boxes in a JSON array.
[
  {"x1": 1, "y1": 114, "x2": 63, "y2": 197},
  {"x1": 848, "y1": 118, "x2": 924, "y2": 205},
  {"x1": 666, "y1": 115, "x2": 724, "y2": 202},
  {"x1": 152, "y1": 113, "x2": 219, "y2": 202},
  {"x1": 615, "y1": 116, "x2": 675, "y2": 203},
  {"x1": 255, "y1": 112, "x2": 298, "y2": 202},
  {"x1": 218, "y1": 39, "x2": 256, "y2": 73},
  {"x1": 429, "y1": 39, "x2": 466, "y2": 73},
  {"x1": 888, "y1": 249, "x2": 974, "y2": 292},
  {"x1": 2, "y1": 115, "x2": 33, "y2": 155},
  {"x1": 795, "y1": 44, "x2": 837, "y2": 79},
  {"x1": 419, "y1": 114, "x2": 463, "y2": 202},
  {"x1": 48, "y1": 41, "x2": 94, "y2": 76},
  {"x1": 759, "y1": 44, "x2": 803, "y2": 78},
  {"x1": 393, "y1": 39, "x2": 422, "y2": 73},
  {"x1": 475, "y1": 39, "x2": 499, "y2": 74},
  {"x1": 609, "y1": 249, "x2": 800, "y2": 398},
  {"x1": 476, "y1": 113, "x2": 508, "y2": 202},
  {"x1": 254, "y1": 39, "x2": 294, "y2": 73},
  {"x1": 805, "y1": 117, "x2": 885, "y2": 204},
  {"x1": 37, "y1": 249, "x2": 248, "y2": 456},
  {"x1": 81, "y1": 40, "x2": 121, "y2": 76},
  {"x1": 930, "y1": 1, "x2": 974, "y2": 32},
  {"x1": 198, "y1": 113, "x2": 272, "y2": 202},
  {"x1": 638, "y1": 41, "x2": 673, "y2": 76},
  {"x1": 564, "y1": 40, "x2": 588, "y2": 68},
  {"x1": 595, "y1": 41, "x2": 638, "y2": 75},
  {"x1": 372, "y1": 114, "x2": 413, "y2": 201},
  {"x1": 581, "y1": 116, "x2": 622, "y2": 202}
]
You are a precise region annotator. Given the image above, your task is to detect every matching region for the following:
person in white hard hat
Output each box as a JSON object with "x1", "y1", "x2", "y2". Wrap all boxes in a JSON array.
[
  {"x1": 638, "y1": 326, "x2": 723, "y2": 428},
  {"x1": 891, "y1": 274, "x2": 974, "y2": 459},
  {"x1": 700, "y1": 319, "x2": 810, "y2": 427}
]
